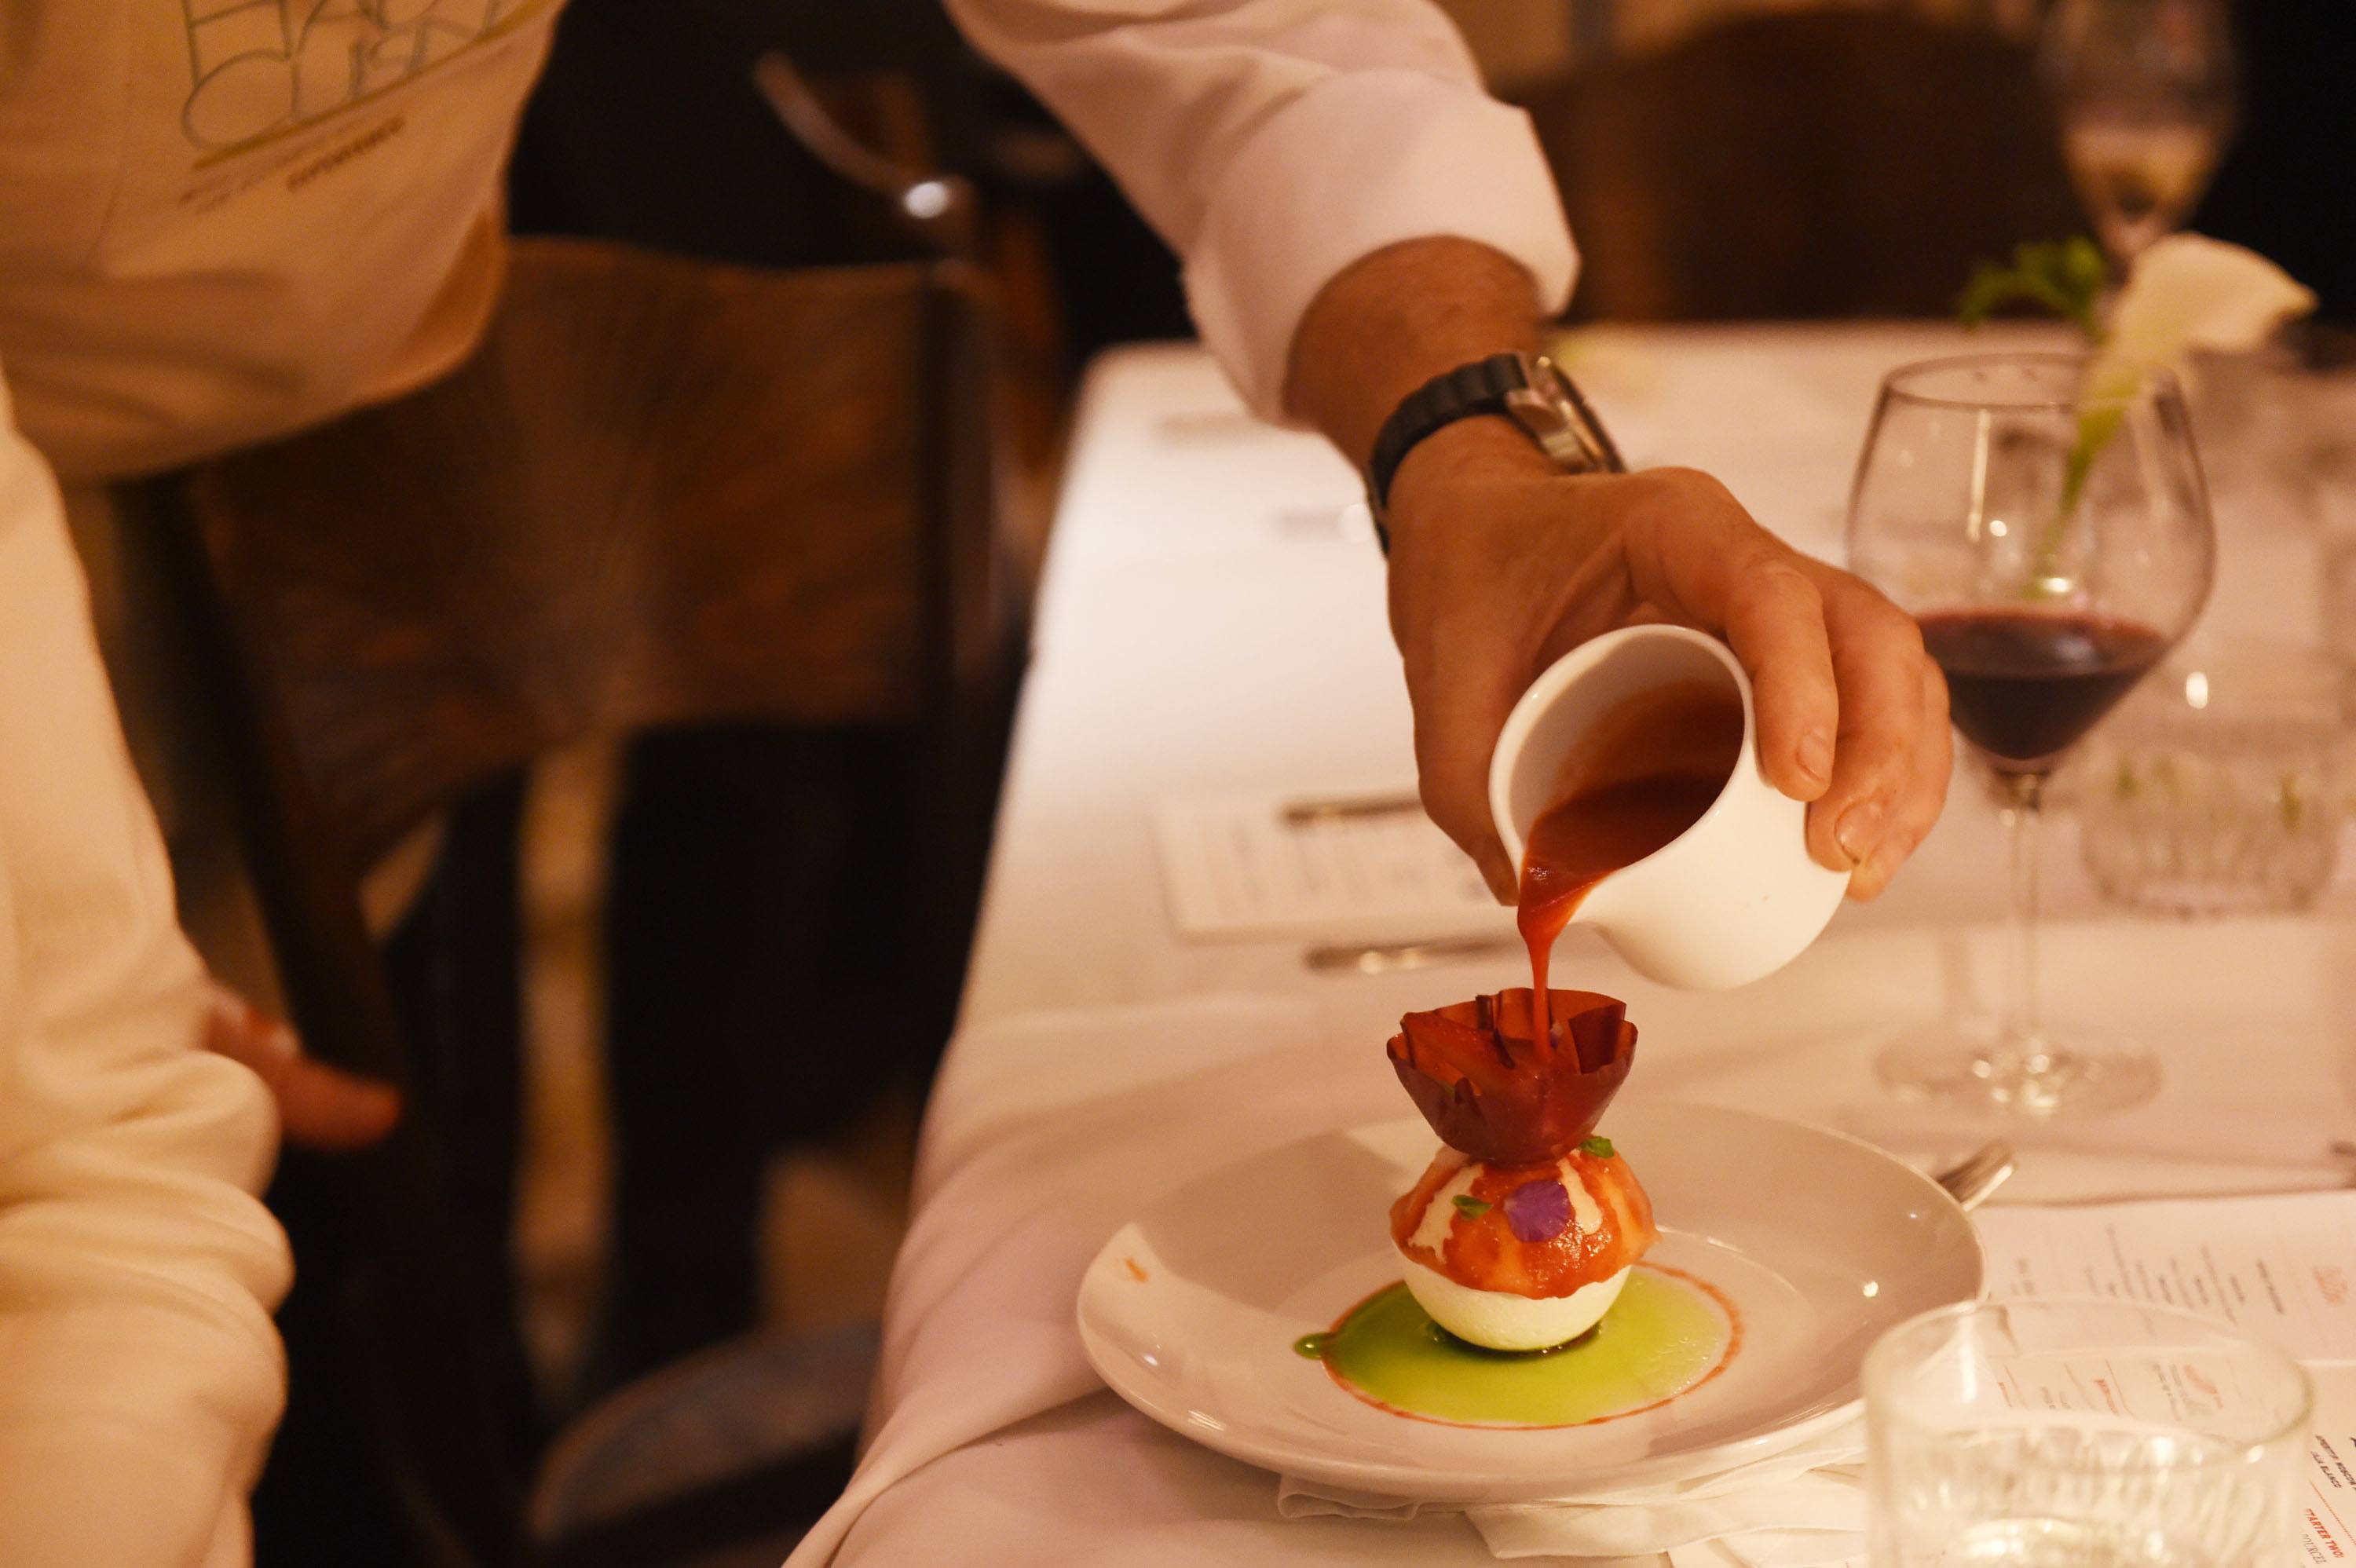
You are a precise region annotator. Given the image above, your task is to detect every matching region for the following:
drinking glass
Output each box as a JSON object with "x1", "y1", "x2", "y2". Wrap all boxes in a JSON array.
[
  {"x1": 2078, "y1": 641, "x2": 2343, "y2": 917},
  {"x1": 1848, "y1": 354, "x2": 2212, "y2": 1117},
  {"x1": 1868, "y1": 1299, "x2": 2310, "y2": 1568},
  {"x1": 2040, "y1": 0, "x2": 2238, "y2": 269}
]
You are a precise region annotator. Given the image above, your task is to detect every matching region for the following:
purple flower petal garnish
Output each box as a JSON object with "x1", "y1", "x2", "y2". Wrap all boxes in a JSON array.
[{"x1": 1502, "y1": 1178, "x2": 1571, "y2": 1244}]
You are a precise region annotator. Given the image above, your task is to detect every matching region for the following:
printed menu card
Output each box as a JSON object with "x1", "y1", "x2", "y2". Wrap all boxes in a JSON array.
[
  {"x1": 1979, "y1": 1193, "x2": 2356, "y2": 1567},
  {"x1": 1976, "y1": 1190, "x2": 2356, "y2": 1361},
  {"x1": 1154, "y1": 789, "x2": 1504, "y2": 940}
]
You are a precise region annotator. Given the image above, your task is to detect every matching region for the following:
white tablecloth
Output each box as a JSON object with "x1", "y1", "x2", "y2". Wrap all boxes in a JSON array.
[{"x1": 799, "y1": 326, "x2": 2356, "y2": 1567}]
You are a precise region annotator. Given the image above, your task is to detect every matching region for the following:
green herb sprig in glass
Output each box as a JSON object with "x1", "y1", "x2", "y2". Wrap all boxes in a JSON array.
[
  {"x1": 1955, "y1": 233, "x2": 2316, "y2": 595},
  {"x1": 1956, "y1": 237, "x2": 2114, "y2": 592}
]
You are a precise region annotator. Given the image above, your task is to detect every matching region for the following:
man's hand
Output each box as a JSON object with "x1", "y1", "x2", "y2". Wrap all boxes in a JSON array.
[
  {"x1": 1285, "y1": 238, "x2": 1951, "y2": 905},
  {"x1": 205, "y1": 988, "x2": 403, "y2": 1153},
  {"x1": 1384, "y1": 421, "x2": 1950, "y2": 901}
]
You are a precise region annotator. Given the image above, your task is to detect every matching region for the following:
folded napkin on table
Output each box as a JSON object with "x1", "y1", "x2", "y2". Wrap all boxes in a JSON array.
[{"x1": 1279, "y1": 1420, "x2": 1865, "y2": 1567}]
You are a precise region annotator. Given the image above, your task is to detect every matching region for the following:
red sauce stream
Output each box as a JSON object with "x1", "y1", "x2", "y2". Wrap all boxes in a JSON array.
[{"x1": 1515, "y1": 682, "x2": 1746, "y2": 1044}]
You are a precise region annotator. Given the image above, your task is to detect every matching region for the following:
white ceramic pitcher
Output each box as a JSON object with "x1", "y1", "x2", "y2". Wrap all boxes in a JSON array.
[{"x1": 1487, "y1": 624, "x2": 1847, "y2": 990}]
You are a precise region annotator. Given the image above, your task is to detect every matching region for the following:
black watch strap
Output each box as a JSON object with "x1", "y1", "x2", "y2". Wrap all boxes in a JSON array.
[{"x1": 1366, "y1": 352, "x2": 1531, "y2": 523}]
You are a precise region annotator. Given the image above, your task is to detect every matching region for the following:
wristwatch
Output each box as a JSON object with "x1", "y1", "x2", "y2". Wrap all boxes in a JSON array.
[{"x1": 1364, "y1": 352, "x2": 1626, "y2": 550}]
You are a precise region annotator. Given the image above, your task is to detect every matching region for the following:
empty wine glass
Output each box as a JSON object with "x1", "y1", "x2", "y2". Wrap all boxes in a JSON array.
[
  {"x1": 1848, "y1": 353, "x2": 2213, "y2": 1117},
  {"x1": 2040, "y1": 0, "x2": 2238, "y2": 269}
]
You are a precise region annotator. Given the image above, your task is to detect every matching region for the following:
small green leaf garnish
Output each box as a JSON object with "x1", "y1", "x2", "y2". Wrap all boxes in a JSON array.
[
  {"x1": 1952, "y1": 236, "x2": 2117, "y2": 593},
  {"x1": 1957, "y1": 236, "x2": 2108, "y2": 341},
  {"x1": 1451, "y1": 1194, "x2": 1493, "y2": 1217},
  {"x1": 1580, "y1": 1135, "x2": 1615, "y2": 1158}
]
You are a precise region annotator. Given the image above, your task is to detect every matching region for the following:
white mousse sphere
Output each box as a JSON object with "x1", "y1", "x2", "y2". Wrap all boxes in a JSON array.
[{"x1": 1396, "y1": 1245, "x2": 1630, "y2": 1351}]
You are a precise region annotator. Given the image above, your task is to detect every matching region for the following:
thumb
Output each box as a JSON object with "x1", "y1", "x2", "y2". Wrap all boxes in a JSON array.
[{"x1": 1408, "y1": 647, "x2": 1524, "y2": 903}]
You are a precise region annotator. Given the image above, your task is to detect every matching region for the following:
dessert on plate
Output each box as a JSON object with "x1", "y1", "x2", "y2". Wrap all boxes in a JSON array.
[{"x1": 1387, "y1": 987, "x2": 1657, "y2": 1351}]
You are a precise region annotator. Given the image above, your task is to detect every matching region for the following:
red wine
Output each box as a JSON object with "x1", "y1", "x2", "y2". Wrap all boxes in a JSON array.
[{"x1": 1917, "y1": 609, "x2": 2168, "y2": 771}]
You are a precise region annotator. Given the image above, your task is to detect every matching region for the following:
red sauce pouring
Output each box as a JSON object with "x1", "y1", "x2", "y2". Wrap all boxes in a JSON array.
[{"x1": 1516, "y1": 682, "x2": 1746, "y2": 1044}]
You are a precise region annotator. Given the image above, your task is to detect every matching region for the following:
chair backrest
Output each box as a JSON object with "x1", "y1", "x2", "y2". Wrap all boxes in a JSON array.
[
  {"x1": 148, "y1": 234, "x2": 1008, "y2": 1564},
  {"x1": 1516, "y1": 12, "x2": 2083, "y2": 320},
  {"x1": 168, "y1": 236, "x2": 1004, "y2": 1059}
]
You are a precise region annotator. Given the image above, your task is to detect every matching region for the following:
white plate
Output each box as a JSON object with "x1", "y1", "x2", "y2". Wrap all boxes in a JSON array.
[{"x1": 1077, "y1": 1102, "x2": 1981, "y2": 1501}]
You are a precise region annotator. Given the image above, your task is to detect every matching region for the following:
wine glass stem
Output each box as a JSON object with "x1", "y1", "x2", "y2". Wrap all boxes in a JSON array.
[{"x1": 1999, "y1": 771, "x2": 2047, "y2": 1062}]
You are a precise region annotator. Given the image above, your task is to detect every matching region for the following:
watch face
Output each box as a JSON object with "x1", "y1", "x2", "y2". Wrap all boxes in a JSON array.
[{"x1": 1506, "y1": 356, "x2": 1626, "y2": 476}]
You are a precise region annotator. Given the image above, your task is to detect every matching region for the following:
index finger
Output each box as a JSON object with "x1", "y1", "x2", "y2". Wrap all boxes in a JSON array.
[
  {"x1": 1802, "y1": 576, "x2": 1932, "y2": 873},
  {"x1": 1404, "y1": 634, "x2": 1526, "y2": 901},
  {"x1": 1619, "y1": 473, "x2": 1840, "y2": 802}
]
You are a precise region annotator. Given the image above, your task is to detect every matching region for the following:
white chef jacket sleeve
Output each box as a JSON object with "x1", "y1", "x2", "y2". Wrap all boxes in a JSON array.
[
  {"x1": 946, "y1": 0, "x2": 1579, "y2": 419},
  {"x1": 0, "y1": 368, "x2": 291, "y2": 1567}
]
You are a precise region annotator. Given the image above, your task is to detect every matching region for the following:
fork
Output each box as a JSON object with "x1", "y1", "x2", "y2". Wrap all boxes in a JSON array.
[
  {"x1": 1932, "y1": 1142, "x2": 2016, "y2": 1211},
  {"x1": 1301, "y1": 934, "x2": 1520, "y2": 973}
]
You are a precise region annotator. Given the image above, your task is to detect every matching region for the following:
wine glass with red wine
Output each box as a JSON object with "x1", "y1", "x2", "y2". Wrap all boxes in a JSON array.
[{"x1": 1849, "y1": 353, "x2": 2212, "y2": 1117}]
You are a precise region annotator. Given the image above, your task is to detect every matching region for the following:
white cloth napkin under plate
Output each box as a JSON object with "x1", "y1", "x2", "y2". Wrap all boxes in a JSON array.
[
  {"x1": 787, "y1": 997, "x2": 1390, "y2": 1566},
  {"x1": 1279, "y1": 1420, "x2": 1864, "y2": 1565}
]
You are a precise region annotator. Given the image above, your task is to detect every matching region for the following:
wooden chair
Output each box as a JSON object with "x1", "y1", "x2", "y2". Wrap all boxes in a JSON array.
[
  {"x1": 142, "y1": 233, "x2": 1015, "y2": 1566},
  {"x1": 1514, "y1": 12, "x2": 2083, "y2": 321}
]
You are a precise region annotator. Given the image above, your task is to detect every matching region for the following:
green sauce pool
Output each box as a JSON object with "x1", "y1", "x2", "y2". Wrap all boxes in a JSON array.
[{"x1": 1304, "y1": 1266, "x2": 1736, "y2": 1427}]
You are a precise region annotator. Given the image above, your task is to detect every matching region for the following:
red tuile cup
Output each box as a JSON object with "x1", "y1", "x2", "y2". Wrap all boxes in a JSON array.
[{"x1": 1386, "y1": 989, "x2": 1637, "y2": 1164}]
